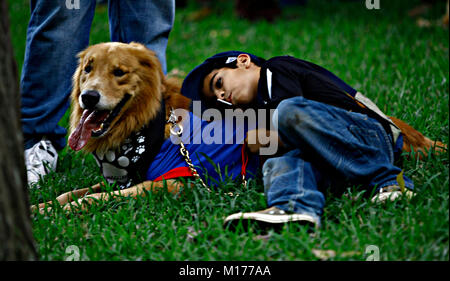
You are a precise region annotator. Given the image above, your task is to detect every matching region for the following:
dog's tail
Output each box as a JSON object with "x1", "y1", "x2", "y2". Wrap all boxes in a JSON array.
[{"x1": 390, "y1": 116, "x2": 447, "y2": 159}]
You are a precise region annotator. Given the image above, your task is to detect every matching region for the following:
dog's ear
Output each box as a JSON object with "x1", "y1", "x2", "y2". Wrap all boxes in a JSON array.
[
  {"x1": 128, "y1": 42, "x2": 166, "y2": 94},
  {"x1": 129, "y1": 42, "x2": 148, "y2": 51},
  {"x1": 129, "y1": 42, "x2": 165, "y2": 76},
  {"x1": 71, "y1": 50, "x2": 86, "y2": 99},
  {"x1": 69, "y1": 50, "x2": 86, "y2": 133}
]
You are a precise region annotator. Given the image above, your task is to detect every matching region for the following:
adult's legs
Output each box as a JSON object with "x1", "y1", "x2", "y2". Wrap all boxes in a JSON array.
[
  {"x1": 21, "y1": 0, "x2": 96, "y2": 150},
  {"x1": 108, "y1": 0, "x2": 175, "y2": 74},
  {"x1": 21, "y1": 0, "x2": 96, "y2": 185}
]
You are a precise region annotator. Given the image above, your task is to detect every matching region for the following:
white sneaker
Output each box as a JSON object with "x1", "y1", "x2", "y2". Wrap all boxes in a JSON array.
[
  {"x1": 25, "y1": 139, "x2": 58, "y2": 187},
  {"x1": 371, "y1": 185, "x2": 414, "y2": 204},
  {"x1": 224, "y1": 206, "x2": 319, "y2": 231}
]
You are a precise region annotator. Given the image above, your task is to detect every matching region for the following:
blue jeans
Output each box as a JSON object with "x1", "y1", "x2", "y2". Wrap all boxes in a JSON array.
[
  {"x1": 263, "y1": 97, "x2": 414, "y2": 224},
  {"x1": 21, "y1": 0, "x2": 175, "y2": 149}
]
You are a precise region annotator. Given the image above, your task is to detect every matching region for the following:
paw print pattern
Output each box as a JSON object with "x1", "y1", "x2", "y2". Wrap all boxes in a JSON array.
[
  {"x1": 117, "y1": 156, "x2": 130, "y2": 167},
  {"x1": 136, "y1": 145, "x2": 145, "y2": 154},
  {"x1": 96, "y1": 150, "x2": 105, "y2": 160},
  {"x1": 94, "y1": 124, "x2": 159, "y2": 191},
  {"x1": 105, "y1": 150, "x2": 115, "y2": 162},
  {"x1": 123, "y1": 144, "x2": 133, "y2": 155}
]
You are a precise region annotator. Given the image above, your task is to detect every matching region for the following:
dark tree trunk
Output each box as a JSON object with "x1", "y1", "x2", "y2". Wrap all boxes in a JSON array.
[{"x1": 0, "y1": 0, "x2": 37, "y2": 260}]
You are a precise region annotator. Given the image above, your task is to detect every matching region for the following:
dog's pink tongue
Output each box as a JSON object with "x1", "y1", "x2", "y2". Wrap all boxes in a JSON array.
[
  {"x1": 69, "y1": 110, "x2": 96, "y2": 151},
  {"x1": 69, "y1": 109, "x2": 111, "y2": 151}
]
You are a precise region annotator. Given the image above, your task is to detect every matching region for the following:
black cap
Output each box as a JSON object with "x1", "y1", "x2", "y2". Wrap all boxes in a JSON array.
[{"x1": 181, "y1": 51, "x2": 265, "y2": 106}]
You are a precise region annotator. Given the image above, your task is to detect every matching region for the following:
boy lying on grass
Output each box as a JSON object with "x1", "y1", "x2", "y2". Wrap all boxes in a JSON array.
[{"x1": 181, "y1": 51, "x2": 445, "y2": 230}]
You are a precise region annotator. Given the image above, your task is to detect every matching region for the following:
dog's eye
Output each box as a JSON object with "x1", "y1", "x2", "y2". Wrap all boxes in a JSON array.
[
  {"x1": 113, "y1": 68, "x2": 126, "y2": 77},
  {"x1": 84, "y1": 65, "x2": 92, "y2": 73}
]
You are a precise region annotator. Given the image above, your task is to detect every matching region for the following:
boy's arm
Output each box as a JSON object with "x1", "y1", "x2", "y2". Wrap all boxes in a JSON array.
[{"x1": 245, "y1": 128, "x2": 287, "y2": 156}]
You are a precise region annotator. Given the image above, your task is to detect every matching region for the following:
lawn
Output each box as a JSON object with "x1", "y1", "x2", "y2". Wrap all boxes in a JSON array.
[{"x1": 8, "y1": 0, "x2": 449, "y2": 261}]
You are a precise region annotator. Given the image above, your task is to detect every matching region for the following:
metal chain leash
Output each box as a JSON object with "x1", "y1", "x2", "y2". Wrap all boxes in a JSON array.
[
  {"x1": 167, "y1": 110, "x2": 210, "y2": 192},
  {"x1": 241, "y1": 168, "x2": 248, "y2": 189},
  {"x1": 167, "y1": 109, "x2": 247, "y2": 196}
]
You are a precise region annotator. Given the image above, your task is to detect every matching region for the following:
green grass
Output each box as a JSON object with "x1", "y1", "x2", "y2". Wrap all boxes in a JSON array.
[{"x1": 8, "y1": 0, "x2": 449, "y2": 260}]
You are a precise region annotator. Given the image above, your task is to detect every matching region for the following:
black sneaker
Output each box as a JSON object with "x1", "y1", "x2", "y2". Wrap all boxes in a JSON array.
[{"x1": 224, "y1": 206, "x2": 319, "y2": 232}]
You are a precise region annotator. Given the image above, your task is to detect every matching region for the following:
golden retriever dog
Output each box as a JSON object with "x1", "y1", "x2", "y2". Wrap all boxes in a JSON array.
[
  {"x1": 32, "y1": 42, "x2": 193, "y2": 213},
  {"x1": 31, "y1": 42, "x2": 446, "y2": 214}
]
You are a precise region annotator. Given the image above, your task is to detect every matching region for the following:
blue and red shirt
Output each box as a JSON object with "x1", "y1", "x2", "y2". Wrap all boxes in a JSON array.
[
  {"x1": 93, "y1": 110, "x2": 259, "y2": 189},
  {"x1": 147, "y1": 111, "x2": 259, "y2": 186}
]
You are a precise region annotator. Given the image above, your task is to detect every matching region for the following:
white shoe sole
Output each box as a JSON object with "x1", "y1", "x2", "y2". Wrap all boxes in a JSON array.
[
  {"x1": 224, "y1": 211, "x2": 319, "y2": 225},
  {"x1": 371, "y1": 190, "x2": 414, "y2": 204}
]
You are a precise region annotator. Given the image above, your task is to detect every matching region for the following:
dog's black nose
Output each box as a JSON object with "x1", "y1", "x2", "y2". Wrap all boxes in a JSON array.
[{"x1": 81, "y1": 90, "x2": 100, "y2": 109}]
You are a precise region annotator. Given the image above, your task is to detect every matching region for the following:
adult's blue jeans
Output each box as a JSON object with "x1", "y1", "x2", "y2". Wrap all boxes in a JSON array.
[
  {"x1": 21, "y1": 0, "x2": 175, "y2": 149},
  {"x1": 263, "y1": 96, "x2": 414, "y2": 224}
]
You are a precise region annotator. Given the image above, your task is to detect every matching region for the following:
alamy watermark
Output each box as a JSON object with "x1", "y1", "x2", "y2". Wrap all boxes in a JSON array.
[
  {"x1": 365, "y1": 0, "x2": 380, "y2": 10},
  {"x1": 65, "y1": 245, "x2": 80, "y2": 261},
  {"x1": 66, "y1": 0, "x2": 80, "y2": 10},
  {"x1": 365, "y1": 245, "x2": 380, "y2": 261},
  {"x1": 169, "y1": 101, "x2": 279, "y2": 156}
]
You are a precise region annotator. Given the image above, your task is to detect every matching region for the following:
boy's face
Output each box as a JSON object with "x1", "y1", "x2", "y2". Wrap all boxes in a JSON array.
[{"x1": 202, "y1": 54, "x2": 261, "y2": 106}]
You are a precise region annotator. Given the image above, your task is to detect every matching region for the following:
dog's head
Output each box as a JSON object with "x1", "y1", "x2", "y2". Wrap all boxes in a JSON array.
[{"x1": 69, "y1": 42, "x2": 166, "y2": 153}]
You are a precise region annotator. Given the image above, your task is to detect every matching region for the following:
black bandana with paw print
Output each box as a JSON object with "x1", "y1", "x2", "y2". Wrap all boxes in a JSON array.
[{"x1": 93, "y1": 101, "x2": 166, "y2": 189}]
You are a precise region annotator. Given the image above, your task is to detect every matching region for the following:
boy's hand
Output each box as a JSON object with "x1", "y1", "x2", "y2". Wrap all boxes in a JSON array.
[{"x1": 245, "y1": 129, "x2": 284, "y2": 155}]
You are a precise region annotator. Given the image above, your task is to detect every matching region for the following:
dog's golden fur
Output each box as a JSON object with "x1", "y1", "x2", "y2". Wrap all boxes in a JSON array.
[
  {"x1": 390, "y1": 116, "x2": 446, "y2": 159},
  {"x1": 70, "y1": 42, "x2": 190, "y2": 154},
  {"x1": 32, "y1": 42, "x2": 190, "y2": 213}
]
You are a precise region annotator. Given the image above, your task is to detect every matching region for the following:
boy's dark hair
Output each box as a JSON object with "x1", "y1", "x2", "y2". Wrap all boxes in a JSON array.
[{"x1": 181, "y1": 51, "x2": 265, "y2": 114}]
